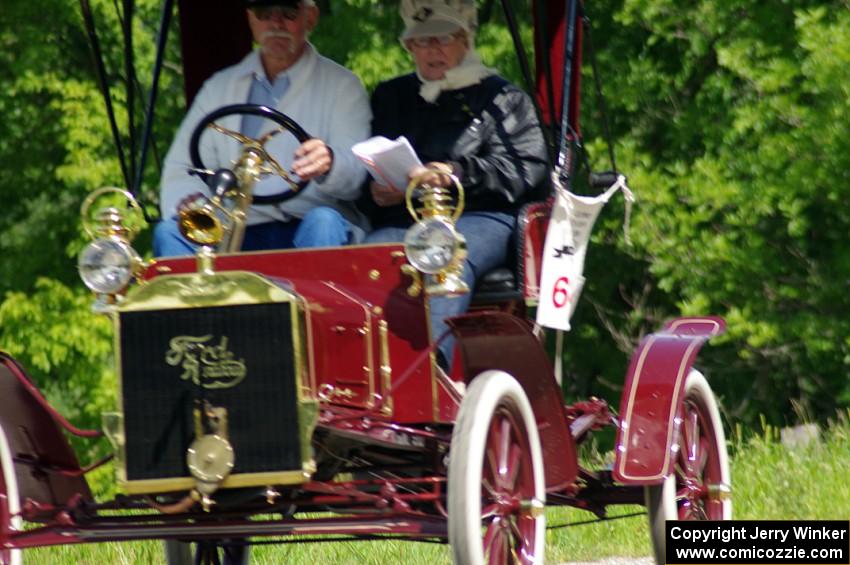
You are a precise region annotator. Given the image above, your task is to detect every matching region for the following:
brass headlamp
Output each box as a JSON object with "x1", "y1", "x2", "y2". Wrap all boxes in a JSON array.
[
  {"x1": 403, "y1": 167, "x2": 468, "y2": 296},
  {"x1": 78, "y1": 187, "x2": 146, "y2": 307}
]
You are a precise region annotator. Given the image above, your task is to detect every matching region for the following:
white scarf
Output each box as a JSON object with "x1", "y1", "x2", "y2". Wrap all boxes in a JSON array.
[{"x1": 417, "y1": 50, "x2": 496, "y2": 103}]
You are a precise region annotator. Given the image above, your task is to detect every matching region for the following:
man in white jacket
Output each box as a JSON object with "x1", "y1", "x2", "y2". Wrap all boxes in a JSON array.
[{"x1": 154, "y1": 0, "x2": 371, "y2": 256}]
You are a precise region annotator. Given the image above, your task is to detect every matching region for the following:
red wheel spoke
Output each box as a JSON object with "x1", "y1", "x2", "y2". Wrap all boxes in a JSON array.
[
  {"x1": 677, "y1": 417, "x2": 689, "y2": 468},
  {"x1": 510, "y1": 546, "x2": 523, "y2": 565},
  {"x1": 485, "y1": 440, "x2": 500, "y2": 486},
  {"x1": 674, "y1": 460, "x2": 687, "y2": 484},
  {"x1": 497, "y1": 416, "x2": 512, "y2": 484},
  {"x1": 485, "y1": 416, "x2": 507, "y2": 484},
  {"x1": 486, "y1": 410, "x2": 532, "y2": 563},
  {"x1": 509, "y1": 517, "x2": 529, "y2": 559},
  {"x1": 505, "y1": 442, "x2": 523, "y2": 491},
  {"x1": 483, "y1": 519, "x2": 501, "y2": 560},
  {"x1": 487, "y1": 527, "x2": 508, "y2": 565},
  {"x1": 693, "y1": 501, "x2": 709, "y2": 520},
  {"x1": 696, "y1": 437, "x2": 710, "y2": 475},
  {"x1": 689, "y1": 409, "x2": 701, "y2": 464},
  {"x1": 682, "y1": 407, "x2": 699, "y2": 476},
  {"x1": 482, "y1": 477, "x2": 499, "y2": 499},
  {"x1": 675, "y1": 414, "x2": 691, "y2": 478},
  {"x1": 675, "y1": 405, "x2": 717, "y2": 521},
  {"x1": 482, "y1": 502, "x2": 500, "y2": 519}
]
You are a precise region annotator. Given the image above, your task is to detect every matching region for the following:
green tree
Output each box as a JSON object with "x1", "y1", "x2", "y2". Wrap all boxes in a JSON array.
[
  {"x1": 569, "y1": 0, "x2": 850, "y2": 425},
  {"x1": 0, "y1": 0, "x2": 181, "y2": 437}
]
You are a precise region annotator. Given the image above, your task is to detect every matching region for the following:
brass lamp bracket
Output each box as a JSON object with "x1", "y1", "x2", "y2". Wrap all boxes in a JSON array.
[
  {"x1": 81, "y1": 186, "x2": 145, "y2": 242},
  {"x1": 404, "y1": 166, "x2": 465, "y2": 223},
  {"x1": 400, "y1": 264, "x2": 423, "y2": 297}
]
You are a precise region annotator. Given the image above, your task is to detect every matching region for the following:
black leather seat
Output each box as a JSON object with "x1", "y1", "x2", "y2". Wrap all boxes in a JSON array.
[{"x1": 473, "y1": 267, "x2": 520, "y2": 303}]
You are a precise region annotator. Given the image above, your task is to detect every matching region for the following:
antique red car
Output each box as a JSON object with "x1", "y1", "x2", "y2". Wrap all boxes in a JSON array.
[{"x1": 0, "y1": 0, "x2": 732, "y2": 564}]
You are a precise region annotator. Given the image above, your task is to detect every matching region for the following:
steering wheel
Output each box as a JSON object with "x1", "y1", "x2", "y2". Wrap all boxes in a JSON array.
[{"x1": 189, "y1": 104, "x2": 312, "y2": 204}]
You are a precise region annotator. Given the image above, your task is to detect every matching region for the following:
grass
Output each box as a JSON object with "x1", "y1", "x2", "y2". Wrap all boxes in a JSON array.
[
  {"x1": 26, "y1": 422, "x2": 850, "y2": 564},
  {"x1": 730, "y1": 421, "x2": 850, "y2": 519}
]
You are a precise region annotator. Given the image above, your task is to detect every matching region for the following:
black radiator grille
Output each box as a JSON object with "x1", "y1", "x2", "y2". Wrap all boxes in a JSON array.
[{"x1": 119, "y1": 303, "x2": 302, "y2": 482}]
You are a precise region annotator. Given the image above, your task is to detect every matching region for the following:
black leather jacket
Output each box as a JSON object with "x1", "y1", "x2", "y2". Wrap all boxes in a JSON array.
[{"x1": 361, "y1": 73, "x2": 549, "y2": 228}]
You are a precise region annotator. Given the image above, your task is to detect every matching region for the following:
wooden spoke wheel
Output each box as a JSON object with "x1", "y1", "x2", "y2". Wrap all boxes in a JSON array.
[
  {"x1": 645, "y1": 369, "x2": 732, "y2": 564},
  {"x1": 448, "y1": 371, "x2": 546, "y2": 565}
]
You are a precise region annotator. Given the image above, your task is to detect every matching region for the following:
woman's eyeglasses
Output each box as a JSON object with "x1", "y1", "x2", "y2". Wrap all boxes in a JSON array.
[
  {"x1": 250, "y1": 6, "x2": 301, "y2": 21},
  {"x1": 409, "y1": 34, "x2": 460, "y2": 48}
]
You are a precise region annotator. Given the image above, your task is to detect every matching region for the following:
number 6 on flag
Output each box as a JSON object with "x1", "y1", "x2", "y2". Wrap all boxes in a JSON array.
[{"x1": 552, "y1": 276, "x2": 570, "y2": 309}]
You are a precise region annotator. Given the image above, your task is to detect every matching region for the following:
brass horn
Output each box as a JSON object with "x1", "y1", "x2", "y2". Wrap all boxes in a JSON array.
[
  {"x1": 177, "y1": 168, "x2": 246, "y2": 251},
  {"x1": 178, "y1": 193, "x2": 227, "y2": 247}
]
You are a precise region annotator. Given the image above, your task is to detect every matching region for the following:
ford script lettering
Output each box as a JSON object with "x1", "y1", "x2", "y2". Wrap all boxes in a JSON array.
[{"x1": 165, "y1": 335, "x2": 247, "y2": 389}]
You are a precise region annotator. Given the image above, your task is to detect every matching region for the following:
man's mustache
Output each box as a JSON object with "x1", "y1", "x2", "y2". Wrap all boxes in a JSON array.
[{"x1": 260, "y1": 31, "x2": 295, "y2": 42}]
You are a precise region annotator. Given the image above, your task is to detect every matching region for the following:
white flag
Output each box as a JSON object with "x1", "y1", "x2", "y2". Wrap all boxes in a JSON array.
[{"x1": 535, "y1": 173, "x2": 633, "y2": 331}]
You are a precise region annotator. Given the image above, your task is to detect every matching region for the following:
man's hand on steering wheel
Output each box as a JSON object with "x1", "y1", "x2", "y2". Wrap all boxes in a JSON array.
[
  {"x1": 189, "y1": 104, "x2": 315, "y2": 204},
  {"x1": 292, "y1": 138, "x2": 334, "y2": 181}
]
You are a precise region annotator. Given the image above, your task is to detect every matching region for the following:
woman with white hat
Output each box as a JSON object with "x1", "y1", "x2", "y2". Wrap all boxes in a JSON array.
[{"x1": 362, "y1": 0, "x2": 548, "y2": 369}]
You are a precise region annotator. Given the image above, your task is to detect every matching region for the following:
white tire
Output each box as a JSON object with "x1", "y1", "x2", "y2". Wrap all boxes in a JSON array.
[
  {"x1": 0, "y1": 424, "x2": 22, "y2": 565},
  {"x1": 645, "y1": 369, "x2": 732, "y2": 564},
  {"x1": 448, "y1": 370, "x2": 546, "y2": 565}
]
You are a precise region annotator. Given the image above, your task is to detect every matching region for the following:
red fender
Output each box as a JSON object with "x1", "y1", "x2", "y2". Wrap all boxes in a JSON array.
[
  {"x1": 612, "y1": 317, "x2": 726, "y2": 484},
  {"x1": 448, "y1": 312, "x2": 578, "y2": 491},
  {"x1": 0, "y1": 353, "x2": 94, "y2": 513}
]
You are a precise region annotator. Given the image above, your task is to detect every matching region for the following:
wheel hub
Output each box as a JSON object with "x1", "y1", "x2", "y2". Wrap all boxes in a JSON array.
[{"x1": 707, "y1": 482, "x2": 732, "y2": 501}]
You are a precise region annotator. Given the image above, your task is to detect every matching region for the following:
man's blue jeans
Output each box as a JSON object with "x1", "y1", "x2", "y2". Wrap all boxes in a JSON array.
[
  {"x1": 153, "y1": 206, "x2": 353, "y2": 257},
  {"x1": 364, "y1": 211, "x2": 515, "y2": 368}
]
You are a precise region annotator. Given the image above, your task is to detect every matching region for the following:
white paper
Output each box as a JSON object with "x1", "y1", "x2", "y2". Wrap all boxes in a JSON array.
[
  {"x1": 352, "y1": 136, "x2": 423, "y2": 192},
  {"x1": 536, "y1": 173, "x2": 633, "y2": 331}
]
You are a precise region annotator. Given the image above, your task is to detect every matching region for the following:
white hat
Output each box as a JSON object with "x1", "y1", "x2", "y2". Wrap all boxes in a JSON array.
[{"x1": 400, "y1": 2, "x2": 474, "y2": 40}]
